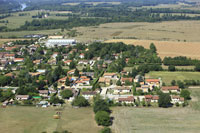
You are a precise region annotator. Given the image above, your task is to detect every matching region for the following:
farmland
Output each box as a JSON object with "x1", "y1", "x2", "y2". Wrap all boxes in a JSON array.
[
  {"x1": 111, "y1": 87, "x2": 200, "y2": 133},
  {"x1": 146, "y1": 71, "x2": 200, "y2": 85},
  {"x1": 0, "y1": 106, "x2": 101, "y2": 133},
  {"x1": 105, "y1": 39, "x2": 200, "y2": 59}
]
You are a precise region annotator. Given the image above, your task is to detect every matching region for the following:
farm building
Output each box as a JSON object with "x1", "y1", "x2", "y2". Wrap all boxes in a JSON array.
[{"x1": 45, "y1": 39, "x2": 76, "y2": 47}]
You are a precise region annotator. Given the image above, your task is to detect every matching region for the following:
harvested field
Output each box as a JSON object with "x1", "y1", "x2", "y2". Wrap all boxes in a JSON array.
[{"x1": 105, "y1": 39, "x2": 200, "y2": 59}]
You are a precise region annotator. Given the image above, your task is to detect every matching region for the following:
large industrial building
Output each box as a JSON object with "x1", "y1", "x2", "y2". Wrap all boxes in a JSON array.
[{"x1": 45, "y1": 39, "x2": 76, "y2": 47}]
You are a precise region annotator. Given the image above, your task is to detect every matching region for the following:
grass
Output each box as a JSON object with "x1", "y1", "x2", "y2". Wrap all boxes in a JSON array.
[
  {"x1": 111, "y1": 87, "x2": 200, "y2": 133},
  {"x1": 111, "y1": 107, "x2": 200, "y2": 133},
  {"x1": 0, "y1": 38, "x2": 30, "y2": 46},
  {"x1": 146, "y1": 71, "x2": 200, "y2": 85},
  {"x1": 0, "y1": 106, "x2": 101, "y2": 133}
]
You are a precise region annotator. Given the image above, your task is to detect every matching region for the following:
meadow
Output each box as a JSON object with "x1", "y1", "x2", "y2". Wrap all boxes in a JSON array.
[
  {"x1": 111, "y1": 87, "x2": 200, "y2": 133},
  {"x1": 0, "y1": 106, "x2": 101, "y2": 133},
  {"x1": 146, "y1": 71, "x2": 200, "y2": 85}
]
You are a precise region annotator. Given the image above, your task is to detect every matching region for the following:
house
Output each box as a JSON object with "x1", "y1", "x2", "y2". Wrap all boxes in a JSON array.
[
  {"x1": 113, "y1": 86, "x2": 132, "y2": 94},
  {"x1": 67, "y1": 69, "x2": 75, "y2": 75},
  {"x1": 161, "y1": 86, "x2": 181, "y2": 93},
  {"x1": 171, "y1": 95, "x2": 184, "y2": 104},
  {"x1": 13, "y1": 58, "x2": 24, "y2": 62},
  {"x1": 48, "y1": 35, "x2": 63, "y2": 39},
  {"x1": 5, "y1": 46, "x2": 17, "y2": 51},
  {"x1": 134, "y1": 75, "x2": 144, "y2": 83},
  {"x1": 63, "y1": 60, "x2": 72, "y2": 65},
  {"x1": 103, "y1": 73, "x2": 118, "y2": 79},
  {"x1": 52, "y1": 52, "x2": 58, "y2": 59},
  {"x1": 144, "y1": 95, "x2": 159, "y2": 103},
  {"x1": 79, "y1": 53, "x2": 85, "y2": 59},
  {"x1": 151, "y1": 95, "x2": 159, "y2": 103},
  {"x1": 118, "y1": 96, "x2": 134, "y2": 104},
  {"x1": 38, "y1": 90, "x2": 49, "y2": 97},
  {"x1": 82, "y1": 91, "x2": 97, "y2": 100},
  {"x1": 80, "y1": 72, "x2": 94, "y2": 78},
  {"x1": 33, "y1": 60, "x2": 42, "y2": 64},
  {"x1": 48, "y1": 59, "x2": 56, "y2": 65},
  {"x1": 5, "y1": 72, "x2": 15, "y2": 78},
  {"x1": 16, "y1": 95, "x2": 30, "y2": 100},
  {"x1": 99, "y1": 77, "x2": 111, "y2": 86},
  {"x1": 29, "y1": 72, "x2": 42, "y2": 77},
  {"x1": 4, "y1": 54, "x2": 15, "y2": 59},
  {"x1": 136, "y1": 85, "x2": 150, "y2": 93},
  {"x1": 145, "y1": 78, "x2": 161, "y2": 90},
  {"x1": 144, "y1": 95, "x2": 153, "y2": 102},
  {"x1": 78, "y1": 60, "x2": 89, "y2": 65},
  {"x1": 121, "y1": 70, "x2": 129, "y2": 76},
  {"x1": 37, "y1": 101, "x2": 49, "y2": 108},
  {"x1": 121, "y1": 78, "x2": 133, "y2": 85}
]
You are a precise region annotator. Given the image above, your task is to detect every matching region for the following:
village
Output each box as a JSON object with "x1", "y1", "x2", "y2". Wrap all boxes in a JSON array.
[{"x1": 0, "y1": 35, "x2": 188, "y2": 108}]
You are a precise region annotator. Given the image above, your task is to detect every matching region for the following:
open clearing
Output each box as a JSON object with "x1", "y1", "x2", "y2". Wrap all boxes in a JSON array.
[
  {"x1": 105, "y1": 39, "x2": 200, "y2": 59},
  {"x1": 0, "y1": 106, "x2": 101, "y2": 133},
  {"x1": 111, "y1": 87, "x2": 200, "y2": 133},
  {"x1": 111, "y1": 107, "x2": 200, "y2": 133},
  {"x1": 74, "y1": 20, "x2": 200, "y2": 42},
  {"x1": 146, "y1": 71, "x2": 200, "y2": 85}
]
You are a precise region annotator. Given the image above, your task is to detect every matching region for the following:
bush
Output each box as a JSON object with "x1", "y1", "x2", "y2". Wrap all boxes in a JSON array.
[
  {"x1": 60, "y1": 89, "x2": 73, "y2": 99},
  {"x1": 180, "y1": 89, "x2": 191, "y2": 100},
  {"x1": 168, "y1": 65, "x2": 176, "y2": 71},
  {"x1": 93, "y1": 99, "x2": 110, "y2": 113},
  {"x1": 72, "y1": 96, "x2": 90, "y2": 107},
  {"x1": 158, "y1": 92, "x2": 171, "y2": 108},
  {"x1": 101, "y1": 127, "x2": 112, "y2": 133},
  {"x1": 95, "y1": 111, "x2": 111, "y2": 126}
]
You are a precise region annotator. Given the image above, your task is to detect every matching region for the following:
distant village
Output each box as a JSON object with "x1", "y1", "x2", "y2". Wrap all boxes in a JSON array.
[{"x1": 0, "y1": 35, "x2": 188, "y2": 108}]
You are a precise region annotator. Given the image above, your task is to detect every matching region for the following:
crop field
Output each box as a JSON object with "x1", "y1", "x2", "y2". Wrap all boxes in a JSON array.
[
  {"x1": 146, "y1": 71, "x2": 200, "y2": 85},
  {"x1": 105, "y1": 39, "x2": 200, "y2": 59},
  {"x1": 111, "y1": 87, "x2": 200, "y2": 133},
  {"x1": 0, "y1": 106, "x2": 101, "y2": 133}
]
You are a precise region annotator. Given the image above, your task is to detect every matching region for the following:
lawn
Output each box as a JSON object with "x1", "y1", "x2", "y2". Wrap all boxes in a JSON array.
[
  {"x1": 0, "y1": 106, "x2": 101, "y2": 133},
  {"x1": 146, "y1": 71, "x2": 200, "y2": 85}
]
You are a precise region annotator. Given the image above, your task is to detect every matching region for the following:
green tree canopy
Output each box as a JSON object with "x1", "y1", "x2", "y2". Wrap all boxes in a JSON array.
[
  {"x1": 72, "y1": 96, "x2": 90, "y2": 107},
  {"x1": 95, "y1": 111, "x2": 111, "y2": 126},
  {"x1": 60, "y1": 89, "x2": 73, "y2": 99},
  {"x1": 158, "y1": 92, "x2": 171, "y2": 108}
]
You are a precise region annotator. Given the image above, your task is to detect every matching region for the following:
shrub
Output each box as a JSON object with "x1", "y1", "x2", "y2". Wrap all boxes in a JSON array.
[{"x1": 95, "y1": 111, "x2": 111, "y2": 126}]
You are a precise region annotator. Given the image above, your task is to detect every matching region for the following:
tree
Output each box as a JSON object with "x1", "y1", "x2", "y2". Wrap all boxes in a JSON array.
[
  {"x1": 72, "y1": 96, "x2": 90, "y2": 107},
  {"x1": 93, "y1": 99, "x2": 110, "y2": 113},
  {"x1": 194, "y1": 63, "x2": 200, "y2": 71},
  {"x1": 101, "y1": 127, "x2": 112, "y2": 133},
  {"x1": 74, "y1": 68, "x2": 80, "y2": 77},
  {"x1": 65, "y1": 77, "x2": 71, "y2": 86},
  {"x1": 50, "y1": 96, "x2": 64, "y2": 104},
  {"x1": 158, "y1": 92, "x2": 171, "y2": 108},
  {"x1": 95, "y1": 111, "x2": 111, "y2": 126},
  {"x1": 60, "y1": 89, "x2": 73, "y2": 99},
  {"x1": 116, "y1": 80, "x2": 121, "y2": 86},
  {"x1": 171, "y1": 80, "x2": 176, "y2": 86},
  {"x1": 180, "y1": 89, "x2": 191, "y2": 100},
  {"x1": 168, "y1": 65, "x2": 175, "y2": 71},
  {"x1": 69, "y1": 61, "x2": 76, "y2": 69},
  {"x1": 150, "y1": 43, "x2": 157, "y2": 53}
]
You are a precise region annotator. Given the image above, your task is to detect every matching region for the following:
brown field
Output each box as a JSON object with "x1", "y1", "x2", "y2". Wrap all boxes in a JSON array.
[{"x1": 105, "y1": 39, "x2": 200, "y2": 59}]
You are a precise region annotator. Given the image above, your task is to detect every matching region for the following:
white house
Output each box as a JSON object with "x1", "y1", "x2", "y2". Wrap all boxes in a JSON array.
[
  {"x1": 103, "y1": 73, "x2": 118, "y2": 79},
  {"x1": 82, "y1": 91, "x2": 97, "y2": 100},
  {"x1": 15, "y1": 95, "x2": 30, "y2": 100},
  {"x1": 113, "y1": 86, "x2": 132, "y2": 94},
  {"x1": 118, "y1": 96, "x2": 134, "y2": 104}
]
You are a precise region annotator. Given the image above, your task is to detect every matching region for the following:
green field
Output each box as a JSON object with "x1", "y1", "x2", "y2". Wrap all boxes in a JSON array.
[
  {"x1": 0, "y1": 106, "x2": 101, "y2": 133},
  {"x1": 146, "y1": 71, "x2": 200, "y2": 85},
  {"x1": 111, "y1": 87, "x2": 200, "y2": 133}
]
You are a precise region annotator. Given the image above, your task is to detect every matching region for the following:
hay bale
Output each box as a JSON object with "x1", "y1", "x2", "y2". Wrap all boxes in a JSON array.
[{"x1": 53, "y1": 115, "x2": 60, "y2": 119}]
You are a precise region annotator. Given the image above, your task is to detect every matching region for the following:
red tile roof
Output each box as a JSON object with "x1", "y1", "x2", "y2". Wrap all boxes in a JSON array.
[
  {"x1": 162, "y1": 86, "x2": 180, "y2": 91},
  {"x1": 145, "y1": 79, "x2": 160, "y2": 82},
  {"x1": 118, "y1": 96, "x2": 134, "y2": 102}
]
